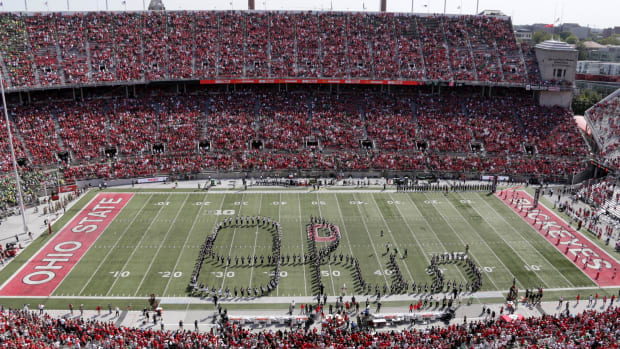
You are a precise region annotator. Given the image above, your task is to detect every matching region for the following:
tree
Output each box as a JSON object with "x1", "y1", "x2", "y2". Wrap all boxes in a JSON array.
[
  {"x1": 598, "y1": 35, "x2": 620, "y2": 46},
  {"x1": 572, "y1": 89, "x2": 601, "y2": 115},
  {"x1": 575, "y1": 42, "x2": 588, "y2": 60},
  {"x1": 565, "y1": 35, "x2": 579, "y2": 45},
  {"x1": 560, "y1": 31, "x2": 572, "y2": 40},
  {"x1": 532, "y1": 30, "x2": 552, "y2": 44}
]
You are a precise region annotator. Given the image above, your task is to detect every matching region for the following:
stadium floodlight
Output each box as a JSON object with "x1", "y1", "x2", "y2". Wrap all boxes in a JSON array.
[{"x1": 0, "y1": 78, "x2": 29, "y2": 235}]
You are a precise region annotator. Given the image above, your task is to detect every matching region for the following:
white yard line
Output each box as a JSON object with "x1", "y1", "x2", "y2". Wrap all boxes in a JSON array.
[
  {"x1": 105, "y1": 193, "x2": 173, "y2": 296},
  {"x1": 397, "y1": 193, "x2": 471, "y2": 285},
  {"x1": 133, "y1": 195, "x2": 191, "y2": 296},
  {"x1": 473, "y1": 193, "x2": 576, "y2": 288},
  {"x1": 220, "y1": 193, "x2": 246, "y2": 289},
  {"x1": 297, "y1": 193, "x2": 308, "y2": 296},
  {"x1": 330, "y1": 194, "x2": 359, "y2": 272},
  {"x1": 429, "y1": 192, "x2": 533, "y2": 289},
  {"x1": 386, "y1": 192, "x2": 430, "y2": 265},
  {"x1": 276, "y1": 193, "x2": 282, "y2": 296},
  {"x1": 4, "y1": 283, "x2": 616, "y2": 302},
  {"x1": 162, "y1": 193, "x2": 216, "y2": 296},
  {"x1": 447, "y1": 192, "x2": 550, "y2": 289},
  {"x1": 247, "y1": 194, "x2": 263, "y2": 289},
  {"x1": 343, "y1": 193, "x2": 390, "y2": 286},
  {"x1": 367, "y1": 193, "x2": 415, "y2": 282},
  {"x1": 117, "y1": 189, "x2": 400, "y2": 194},
  {"x1": 78, "y1": 194, "x2": 153, "y2": 295},
  {"x1": 316, "y1": 193, "x2": 338, "y2": 296}
]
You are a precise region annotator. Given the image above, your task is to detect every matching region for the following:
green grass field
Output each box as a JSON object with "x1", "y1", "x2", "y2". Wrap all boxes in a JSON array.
[{"x1": 24, "y1": 188, "x2": 597, "y2": 300}]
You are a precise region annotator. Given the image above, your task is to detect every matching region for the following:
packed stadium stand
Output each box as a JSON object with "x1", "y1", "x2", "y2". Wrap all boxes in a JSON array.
[
  {"x1": 584, "y1": 88, "x2": 620, "y2": 170},
  {"x1": 0, "y1": 8, "x2": 619, "y2": 346},
  {"x1": 0, "y1": 307, "x2": 618, "y2": 348},
  {"x1": 0, "y1": 88, "x2": 589, "y2": 181},
  {"x1": 0, "y1": 11, "x2": 551, "y2": 89},
  {"x1": 0, "y1": 11, "x2": 603, "y2": 186}
]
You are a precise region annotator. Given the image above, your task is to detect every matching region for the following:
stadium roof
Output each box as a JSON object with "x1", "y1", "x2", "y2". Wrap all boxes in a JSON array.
[{"x1": 536, "y1": 40, "x2": 577, "y2": 52}]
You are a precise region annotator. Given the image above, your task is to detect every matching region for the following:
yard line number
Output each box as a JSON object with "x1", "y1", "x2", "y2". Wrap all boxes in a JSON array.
[
  {"x1": 159, "y1": 271, "x2": 183, "y2": 278},
  {"x1": 110, "y1": 271, "x2": 130, "y2": 278}
]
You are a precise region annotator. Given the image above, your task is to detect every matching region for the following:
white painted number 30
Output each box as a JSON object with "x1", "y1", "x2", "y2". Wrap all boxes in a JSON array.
[{"x1": 212, "y1": 271, "x2": 235, "y2": 278}]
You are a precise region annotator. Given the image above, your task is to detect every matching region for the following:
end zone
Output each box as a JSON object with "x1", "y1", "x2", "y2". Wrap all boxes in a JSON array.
[
  {"x1": 497, "y1": 189, "x2": 619, "y2": 287},
  {"x1": 0, "y1": 193, "x2": 133, "y2": 296}
]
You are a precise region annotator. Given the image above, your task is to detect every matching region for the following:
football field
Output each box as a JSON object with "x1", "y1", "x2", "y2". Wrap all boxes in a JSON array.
[{"x1": 0, "y1": 188, "x2": 604, "y2": 301}]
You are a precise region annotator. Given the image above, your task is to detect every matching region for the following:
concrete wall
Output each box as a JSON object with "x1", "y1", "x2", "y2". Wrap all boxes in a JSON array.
[
  {"x1": 538, "y1": 90, "x2": 573, "y2": 108},
  {"x1": 535, "y1": 48, "x2": 578, "y2": 82}
]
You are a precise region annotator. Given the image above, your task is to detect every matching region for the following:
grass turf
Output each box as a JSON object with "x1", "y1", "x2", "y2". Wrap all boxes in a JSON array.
[{"x1": 2, "y1": 188, "x2": 615, "y2": 309}]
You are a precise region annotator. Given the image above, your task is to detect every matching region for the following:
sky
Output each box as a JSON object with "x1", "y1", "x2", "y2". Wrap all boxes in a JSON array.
[{"x1": 0, "y1": 0, "x2": 618, "y2": 29}]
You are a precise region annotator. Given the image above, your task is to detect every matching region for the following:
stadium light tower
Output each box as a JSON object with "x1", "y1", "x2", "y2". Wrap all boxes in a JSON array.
[{"x1": 0, "y1": 79, "x2": 29, "y2": 235}]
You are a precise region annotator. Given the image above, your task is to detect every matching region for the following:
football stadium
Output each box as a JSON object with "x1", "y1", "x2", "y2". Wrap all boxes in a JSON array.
[{"x1": 0, "y1": 0, "x2": 618, "y2": 347}]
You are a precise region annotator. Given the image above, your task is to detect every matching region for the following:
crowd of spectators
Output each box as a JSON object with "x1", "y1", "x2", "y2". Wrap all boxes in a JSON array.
[
  {"x1": 0, "y1": 170, "x2": 53, "y2": 210},
  {"x1": 23, "y1": 14, "x2": 63, "y2": 86},
  {"x1": 586, "y1": 90, "x2": 620, "y2": 169},
  {"x1": 0, "y1": 88, "x2": 590, "y2": 181},
  {"x1": 0, "y1": 116, "x2": 27, "y2": 173},
  {"x1": 0, "y1": 14, "x2": 37, "y2": 87},
  {"x1": 86, "y1": 13, "x2": 117, "y2": 82},
  {"x1": 577, "y1": 176, "x2": 618, "y2": 209},
  {"x1": 0, "y1": 12, "x2": 537, "y2": 88},
  {"x1": 11, "y1": 104, "x2": 63, "y2": 166},
  {"x1": 56, "y1": 13, "x2": 90, "y2": 84},
  {"x1": 0, "y1": 306, "x2": 617, "y2": 348}
]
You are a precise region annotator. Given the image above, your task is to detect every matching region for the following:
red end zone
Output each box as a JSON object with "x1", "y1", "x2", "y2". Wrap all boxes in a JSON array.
[
  {"x1": 497, "y1": 189, "x2": 619, "y2": 287},
  {"x1": 0, "y1": 193, "x2": 133, "y2": 296}
]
